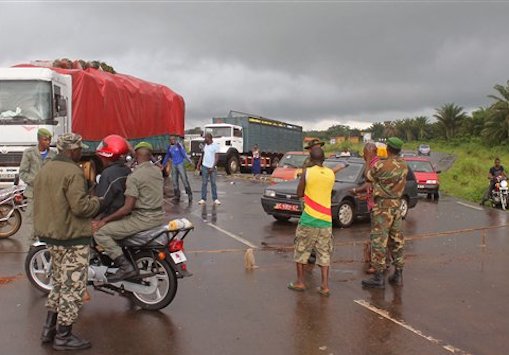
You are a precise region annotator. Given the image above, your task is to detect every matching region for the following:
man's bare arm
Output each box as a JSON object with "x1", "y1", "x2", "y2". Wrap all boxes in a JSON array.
[{"x1": 297, "y1": 168, "x2": 306, "y2": 198}]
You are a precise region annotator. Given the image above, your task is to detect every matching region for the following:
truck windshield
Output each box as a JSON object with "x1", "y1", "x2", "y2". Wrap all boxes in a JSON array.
[
  {"x1": 205, "y1": 127, "x2": 232, "y2": 138},
  {"x1": 0, "y1": 80, "x2": 53, "y2": 124}
]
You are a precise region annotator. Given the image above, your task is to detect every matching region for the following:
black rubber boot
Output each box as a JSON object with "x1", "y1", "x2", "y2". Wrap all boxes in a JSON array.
[
  {"x1": 53, "y1": 325, "x2": 91, "y2": 351},
  {"x1": 107, "y1": 255, "x2": 137, "y2": 283},
  {"x1": 41, "y1": 311, "x2": 57, "y2": 344},
  {"x1": 362, "y1": 271, "x2": 385, "y2": 289},
  {"x1": 388, "y1": 268, "x2": 403, "y2": 286}
]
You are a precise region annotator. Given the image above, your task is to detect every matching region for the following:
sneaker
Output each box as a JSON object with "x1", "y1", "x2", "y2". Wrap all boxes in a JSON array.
[
  {"x1": 198, "y1": 199, "x2": 206, "y2": 205},
  {"x1": 214, "y1": 199, "x2": 221, "y2": 205}
]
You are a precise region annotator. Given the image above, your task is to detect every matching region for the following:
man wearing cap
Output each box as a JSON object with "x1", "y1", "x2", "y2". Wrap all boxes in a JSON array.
[
  {"x1": 304, "y1": 138, "x2": 325, "y2": 151},
  {"x1": 362, "y1": 137, "x2": 408, "y2": 289},
  {"x1": 93, "y1": 141, "x2": 165, "y2": 282},
  {"x1": 33, "y1": 133, "x2": 102, "y2": 350},
  {"x1": 19, "y1": 128, "x2": 56, "y2": 239}
]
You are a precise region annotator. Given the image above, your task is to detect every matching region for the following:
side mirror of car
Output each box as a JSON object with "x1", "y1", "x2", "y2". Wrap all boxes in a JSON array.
[{"x1": 436, "y1": 170, "x2": 441, "y2": 174}]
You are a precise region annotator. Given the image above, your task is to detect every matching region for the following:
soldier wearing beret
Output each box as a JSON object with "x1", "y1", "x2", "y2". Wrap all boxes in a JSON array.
[
  {"x1": 34, "y1": 133, "x2": 102, "y2": 350},
  {"x1": 19, "y1": 128, "x2": 57, "y2": 240},
  {"x1": 362, "y1": 137, "x2": 408, "y2": 289},
  {"x1": 93, "y1": 141, "x2": 165, "y2": 283}
]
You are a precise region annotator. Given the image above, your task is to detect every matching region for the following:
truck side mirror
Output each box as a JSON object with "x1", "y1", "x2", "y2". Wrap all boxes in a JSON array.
[{"x1": 56, "y1": 96, "x2": 68, "y2": 117}]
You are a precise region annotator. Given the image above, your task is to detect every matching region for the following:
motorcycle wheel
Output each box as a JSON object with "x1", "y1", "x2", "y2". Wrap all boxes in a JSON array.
[
  {"x1": 502, "y1": 197, "x2": 507, "y2": 211},
  {"x1": 25, "y1": 245, "x2": 52, "y2": 293},
  {"x1": 0, "y1": 205, "x2": 22, "y2": 239},
  {"x1": 129, "y1": 252, "x2": 178, "y2": 311}
]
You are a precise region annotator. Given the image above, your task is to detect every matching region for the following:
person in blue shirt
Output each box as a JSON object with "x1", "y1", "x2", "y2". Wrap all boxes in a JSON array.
[{"x1": 162, "y1": 136, "x2": 193, "y2": 202}]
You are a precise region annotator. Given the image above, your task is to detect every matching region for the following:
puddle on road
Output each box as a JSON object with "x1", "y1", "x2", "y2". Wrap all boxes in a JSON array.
[{"x1": 0, "y1": 274, "x2": 23, "y2": 286}]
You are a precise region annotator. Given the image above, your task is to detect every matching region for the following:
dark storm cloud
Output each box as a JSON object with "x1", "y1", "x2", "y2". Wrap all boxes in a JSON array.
[{"x1": 1, "y1": 2, "x2": 508, "y2": 129}]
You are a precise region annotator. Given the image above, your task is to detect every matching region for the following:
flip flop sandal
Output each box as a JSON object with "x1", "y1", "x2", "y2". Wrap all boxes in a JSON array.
[
  {"x1": 317, "y1": 287, "x2": 330, "y2": 297},
  {"x1": 288, "y1": 282, "x2": 306, "y2": 292}
]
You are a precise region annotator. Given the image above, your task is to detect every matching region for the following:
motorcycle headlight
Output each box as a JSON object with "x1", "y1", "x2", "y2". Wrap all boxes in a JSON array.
[
  {"x1": 264, "y1": 189, "x2": 276, "y2": 198},
  {"x1": 501, "y1": 180, "x2": 508, "y2": 188},
  {"x1": 426, "y1": 180, "x2": 437, "y2": 184}
]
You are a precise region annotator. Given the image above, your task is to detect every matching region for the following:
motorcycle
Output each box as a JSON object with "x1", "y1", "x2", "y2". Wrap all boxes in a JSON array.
[
  {"x1": 0, "y1": 176, "x2": 27, "y2": 238},
  {"x1": 25, "y1": 219, "x2": 193, "y2": 311},
  {"x1": 490, "y1": 176, "x2": 508, "y2": 210}
]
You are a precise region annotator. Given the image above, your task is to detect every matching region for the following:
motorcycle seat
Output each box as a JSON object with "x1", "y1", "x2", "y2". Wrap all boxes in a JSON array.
[{"x1": 120, "y1": 225, "x2": 169, "y2": 247}]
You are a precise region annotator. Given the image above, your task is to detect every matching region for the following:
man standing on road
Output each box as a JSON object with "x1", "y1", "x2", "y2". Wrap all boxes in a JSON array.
[
  {"x1": 93, "y1": 142, "x2": 165, "y2": 283},
  {"x1": 197, "y1": 133, "x2": 221, "y2": 205},
  {"x1": 480, "y1": 158, "x2": 506, "y2": 206},
  {"x1": 362, "y1": 137, "x2": 408, "y2": 289},
  {"x1": 34, "y1": 133, "x2": 101, "y2": 351},
  {"x1": 19, "y1": 128, "x2": 56, "y2": 239},
  {"x1": 162, "y1": 136, "x2": 193, "y2": 203},
  {"x1": 288, "y1": 147, "x2": 343, "y2": 296}
]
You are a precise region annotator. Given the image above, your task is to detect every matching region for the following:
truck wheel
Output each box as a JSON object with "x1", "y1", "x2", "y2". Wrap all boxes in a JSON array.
[{"x1": 226, "y1": 155, "x2": 240, "y2": 175}]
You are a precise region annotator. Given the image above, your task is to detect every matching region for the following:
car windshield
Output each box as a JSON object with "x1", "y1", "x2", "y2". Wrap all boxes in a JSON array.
[
  {"x1": 279, "y1": 154, "x2": 308, "y2": 168},
  {"x1": 407, "y1": 160, "x2": 434, "y2": 173},
  {"x1": 0, "y1": 80, "x2": 53, "y2": 124},
  {"x1": 205, "y1": 126, "x2": 231, "y2": 138},
  {"x1": 419, "y1": 144, "x2": 430, "y2": 149},
  {"x1": 324, "y1": 161, "x2": 363, "y2": 182}
]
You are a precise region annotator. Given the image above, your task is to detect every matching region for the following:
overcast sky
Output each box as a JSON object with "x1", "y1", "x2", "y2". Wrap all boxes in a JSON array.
[{"x1": 1, "y1": 1, "x2": 508, "y2": 131}]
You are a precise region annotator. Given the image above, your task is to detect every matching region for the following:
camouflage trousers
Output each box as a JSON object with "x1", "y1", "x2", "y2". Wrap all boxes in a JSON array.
[
  {"x1": 294, "y1": 224, "x2": 334, "y2": 267},
  {"x1": 370, "y1": 199, "x2": 404, "y2": 272},
  {"x1": 46, "y1": 245, "x2": 89, "y2": 326}
]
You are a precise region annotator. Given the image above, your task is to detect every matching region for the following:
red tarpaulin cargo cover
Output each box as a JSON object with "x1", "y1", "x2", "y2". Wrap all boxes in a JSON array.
[{"x1": 14, "y1": 64, "x2": 185, "y2": 141}]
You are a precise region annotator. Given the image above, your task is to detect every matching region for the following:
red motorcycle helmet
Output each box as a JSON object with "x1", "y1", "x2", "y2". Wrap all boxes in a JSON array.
[{"x1": 96, "y1": 134, "x2": 129, "y2": 161}]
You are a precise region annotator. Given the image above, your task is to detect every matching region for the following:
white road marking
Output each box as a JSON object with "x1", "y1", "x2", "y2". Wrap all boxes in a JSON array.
[
  {"x1": 206, "y1": 223, "x2": 258, "y2": 249},
  {"x1": 456, "y1": 202, "x2": 484, "y2": 211},
  {"x1": 354, "y1": 299, "x2": 470, "y2": 355}
]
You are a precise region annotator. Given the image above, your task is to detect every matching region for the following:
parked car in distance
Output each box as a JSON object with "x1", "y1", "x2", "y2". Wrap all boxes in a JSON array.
[
  {"x1": 418, "y1": 144, "x2": 431, "y2": 156},
  {"x1": 270, "y1": 151, "x2": 308, "y2": 183},
  {"x1": 403, "y1": 156, "x2": 440, "y2": 200},
  {"x1": 400, "y1": 151, "x2": 417, "y2": 158},
  {"x1": 261, "y1": 157, "x2": 418, "y2": 227}
]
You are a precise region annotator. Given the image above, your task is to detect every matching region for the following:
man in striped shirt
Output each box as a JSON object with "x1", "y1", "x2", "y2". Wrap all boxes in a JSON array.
[{"x1": 288, "y1": 147, "x2": 345, "y2": 296}]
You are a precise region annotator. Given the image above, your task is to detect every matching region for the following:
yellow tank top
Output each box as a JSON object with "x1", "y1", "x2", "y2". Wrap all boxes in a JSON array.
[{"x1": 300, "y1": 165, "x2": 335, "y2": 228}]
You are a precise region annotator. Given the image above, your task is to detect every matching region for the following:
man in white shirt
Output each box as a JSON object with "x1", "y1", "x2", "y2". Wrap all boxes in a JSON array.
[{"x1": 197, "y1": 133, "x2": 221, "y2": 205}]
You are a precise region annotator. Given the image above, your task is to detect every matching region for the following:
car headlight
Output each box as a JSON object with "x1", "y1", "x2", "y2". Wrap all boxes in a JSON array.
[
  {"x1": 264, "y1": 189, "x2": 276, "y2": 197},
  {"x1": 271, "y1": 178, "x2": 284, "y2": 183},
  {"x1": 426, "y1": 180, "x2": 437, "y2": 184}
]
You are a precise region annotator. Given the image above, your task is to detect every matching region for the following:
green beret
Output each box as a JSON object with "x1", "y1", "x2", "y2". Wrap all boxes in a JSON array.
[
  {"x1": 134, "y1": 141, "x2": 153, "y2": 152},
  {"x1": 387, "y1": 137, "x2": 404, "y2": 150},
  {"x1": 37, "y1": 128, "x2": 52, "y2": 138}
]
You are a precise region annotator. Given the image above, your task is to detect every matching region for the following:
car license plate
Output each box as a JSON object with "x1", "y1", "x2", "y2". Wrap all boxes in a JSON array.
[
  {"x1": 418, "y1": 184, "x2": 425, "y2": 189},
  {"x1": 170, "y1": 251, "x2": 187, "y2": 264},
  {"x1": 274, "y1": 203, "x2": 300, "y2": 212},
  {"x1": 0, "y1": 173, "x2": 15, "y2": 180}
]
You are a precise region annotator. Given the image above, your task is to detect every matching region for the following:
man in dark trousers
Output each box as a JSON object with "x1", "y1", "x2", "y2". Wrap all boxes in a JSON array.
[
  {"x1": 34, "y1": 133, "x2": 102, "y2": 351},
  {"x1": 162, "y1": 136, "x2": 193, "y2": 202}
]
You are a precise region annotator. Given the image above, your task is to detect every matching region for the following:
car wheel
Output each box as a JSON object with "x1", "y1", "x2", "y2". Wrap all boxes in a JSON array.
[
  {"x1": 333, "y1": 200, "x2": 354, "y2": 228},
  {"x1": 273, "y1": 214, "x2": 291, "y2": 222},
  {"x1": 400, "y1": 197, "x2": 409, "y2": 219},
  {"x1": 433, "y1": 191, "x2": 440, "y2": 201}
]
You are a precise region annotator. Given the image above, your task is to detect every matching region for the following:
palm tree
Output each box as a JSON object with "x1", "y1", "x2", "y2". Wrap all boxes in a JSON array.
[
  {"x1": 400, "y1": 118, "x2": 415, "y2": 141},
  {"x1": 413, "y1": 116, "x2": 429, "y2": 141},
  {"x1": 433, "y1": 103, "x2": 467, "y2": 140},
  {"x1": 383, "y1": 121, "x2": 398, "y2": 138},
  {"x1": 483, "y1": 81, "x2": 509, "y2": 143},
  {"x1": 369, "y1": 122, "x2": 384, "y2": 140}
]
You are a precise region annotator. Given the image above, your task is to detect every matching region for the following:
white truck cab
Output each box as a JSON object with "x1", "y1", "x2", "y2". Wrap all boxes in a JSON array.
[
  {"x1": 0, "y1": 67, "x2": 71, "y2": 183},
  {"x1": 203, "y1": 123, "x2": 243, "y2": 154}
]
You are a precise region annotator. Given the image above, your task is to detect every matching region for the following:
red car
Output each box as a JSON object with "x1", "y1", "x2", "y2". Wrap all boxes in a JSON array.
[{"x1": 403, "y1": 156, "x2": 441, "y2": 200}]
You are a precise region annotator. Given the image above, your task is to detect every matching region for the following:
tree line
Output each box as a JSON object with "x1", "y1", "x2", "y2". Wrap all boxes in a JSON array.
[{"x1": 305, "y1": 81, "x2": 509, "y2": 146}]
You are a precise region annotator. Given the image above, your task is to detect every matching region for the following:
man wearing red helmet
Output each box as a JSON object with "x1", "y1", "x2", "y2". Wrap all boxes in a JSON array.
[{"x1": 94, "y1": 135, "x2": 131, "y2": 217}]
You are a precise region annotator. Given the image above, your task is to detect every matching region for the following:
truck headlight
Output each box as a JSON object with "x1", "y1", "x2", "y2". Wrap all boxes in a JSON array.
[
  {"x1": 426, "y1": 180, "x2": 437, "y2": 184},
  {"x1": 264, "y1": 189, "x2": 276, "y2": 198}
]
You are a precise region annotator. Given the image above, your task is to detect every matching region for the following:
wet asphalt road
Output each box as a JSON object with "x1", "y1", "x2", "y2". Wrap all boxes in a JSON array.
[{"x1": 1, "y1": 158, "x2": 509, "y2": 355}]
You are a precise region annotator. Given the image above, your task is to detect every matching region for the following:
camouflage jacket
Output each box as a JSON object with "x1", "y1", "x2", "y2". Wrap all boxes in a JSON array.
[
  {"x1": 19, "y1": 146, "x2": 57, "y2": 198},
  {"x1": 366, "y1": 156, "x2": 408, "y2": 200}
]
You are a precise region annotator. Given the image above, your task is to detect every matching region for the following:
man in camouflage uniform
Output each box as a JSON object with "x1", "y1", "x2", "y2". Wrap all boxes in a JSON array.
[
  {"x1": 33, "y1": 133, "x2": 102, "y2": 351},
  {"x1": 19, "y1": 128, "x2": 56, "y2": 239},
  {"x1": 362, "y1": 137, "x2": 408, "y2": 289},
  {"x1": 93, "y1": 141, "x2": 165, "y2": 282}
]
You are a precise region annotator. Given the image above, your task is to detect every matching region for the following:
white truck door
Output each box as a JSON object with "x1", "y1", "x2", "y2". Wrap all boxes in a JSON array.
[{"x1": 232, "y1": 127, "x2": 244, "y2": 153}]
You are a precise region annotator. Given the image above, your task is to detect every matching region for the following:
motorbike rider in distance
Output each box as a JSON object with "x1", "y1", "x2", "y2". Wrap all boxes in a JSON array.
[
  {"x1": 93, "y1": 142, "x2": 165, "y2": 283},
  {"x1": 481, "y1": 158, "x2": 507, "y2": 206},
  {"x1": 94, "y1": 135, "x2": 132, "y2": 218}
]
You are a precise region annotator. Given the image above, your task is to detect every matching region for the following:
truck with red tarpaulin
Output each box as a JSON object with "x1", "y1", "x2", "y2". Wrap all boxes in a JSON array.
[{"x1": 0, "y1": 62, "x2": 185, "y2": 183}]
